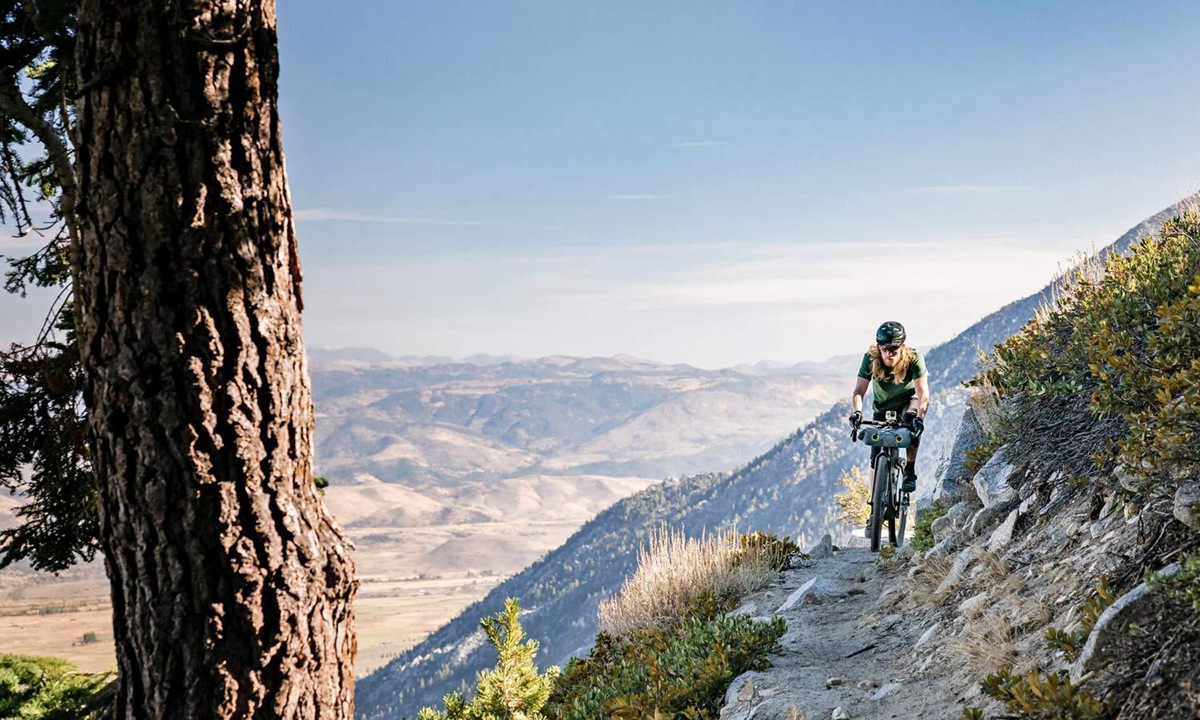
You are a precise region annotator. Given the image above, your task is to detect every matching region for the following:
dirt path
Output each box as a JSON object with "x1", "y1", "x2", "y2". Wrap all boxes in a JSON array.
[{"x1": 718, "y1": 541, "x2": 970, "y2": 720}]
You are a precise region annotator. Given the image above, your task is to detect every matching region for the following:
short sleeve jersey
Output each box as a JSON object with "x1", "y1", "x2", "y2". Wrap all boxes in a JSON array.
[{"x1": 857, "y1": 349, "x2": 928, "y2": 412}]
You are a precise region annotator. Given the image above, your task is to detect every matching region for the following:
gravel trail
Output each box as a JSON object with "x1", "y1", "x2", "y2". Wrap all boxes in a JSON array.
[{"x1": 719, "y1": 542, "x2": 970, "y2": 720}]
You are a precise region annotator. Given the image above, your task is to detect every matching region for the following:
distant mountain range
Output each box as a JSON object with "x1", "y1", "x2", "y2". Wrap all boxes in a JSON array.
[
  {"x1": 311, "y1": 354, "x2": 847, "y2": 492},
  {"x1": 354, "y1": 196, "x2": 1198, "y2": 720},
  {"x1": 308, "y1": 348, "x2": 526, "y2": 367}
]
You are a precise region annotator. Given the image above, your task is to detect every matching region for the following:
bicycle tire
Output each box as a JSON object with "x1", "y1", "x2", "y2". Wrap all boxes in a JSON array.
[
  {"x1": 887, "y1": 463, "x2": 900, "y2": 547},
  {"x1": 870, "y1": 455, "x2": 888, "y2": 553}
]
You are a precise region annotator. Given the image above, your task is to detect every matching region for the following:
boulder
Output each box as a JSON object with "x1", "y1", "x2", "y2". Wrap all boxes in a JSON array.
[
  {"x1": 727, "y1": 601, "x2": 758, "y2": 618},
  {"x1": 924, "y1": 527, "x2": 969, "y2": 561},
  {"x1": 987, "y1": 508, "x2": 1020, "y2": 553},
  {"x1": 1070, "y1": 563, "x2": 1181, "y2": 683},
  {"x1": 1115, "y1": 466, "x2": 1142, "y2": 492},
  {"x1": 808, "y1": 533, "x2": 834, "y2": 560},
  {"x1": 1018, "y1": 495, "x2": 1036, "y2": 516},
  {"x1": 831, "y1": 707, "x2": 850, "y2": 720},
  {"x1": 944, "y1": 406, "x2": 986, "y2": 481},
  {"x1": 969, "y1": 497, "x2": 1019, "y2": 537},
  {"x1": 871, "y1": 683, "x2": 901, "y2": 701},
  {"x1": 931, "y1": 500, "x2": 976, "y2": 543},
  {"x1": 777, "y1": 577, "x2": 847, "y2": 612},
  {"x1": 914, "y1": 622, "x2": 940, "y2": 651},
  {"x1": 1174, "y1": 481, "x2": 1200, "y2": 530},
  {"x1": 972, "y1": 447, "x2": 1017, "y2": 506},
  {"x1": 936, "y1": 548, "x2": 976, "y2": 595},
  {"x1": 932, "y1": 406, "x2": 987, "y2": 503},
  {"x1": 914, "y1": 492, "x2": 935, "y2": 516},
  {"x1": 722, "y1": 671, "x2": 764, "y2": 711},
  {"x1": 1040, "y1": 483, "x2": 1068, "y2": 516},
  {"x1": 958, "y1": 591, "x2": 989, "y2": 616}
]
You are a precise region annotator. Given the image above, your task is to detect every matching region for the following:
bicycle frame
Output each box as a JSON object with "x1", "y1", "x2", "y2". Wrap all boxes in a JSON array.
[{"x1": 851, "y1": 411, "x2": 912, "y2": 551}]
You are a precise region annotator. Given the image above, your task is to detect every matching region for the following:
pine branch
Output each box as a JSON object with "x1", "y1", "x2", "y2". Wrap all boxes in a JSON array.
[{"x1": 0, "y1": 78, "x2": 79, "y2": 253}]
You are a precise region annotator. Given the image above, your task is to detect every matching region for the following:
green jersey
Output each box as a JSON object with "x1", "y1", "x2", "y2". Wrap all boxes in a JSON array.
[{"x1": 857, "y1": 349, "x2": 927, "y2": 412}]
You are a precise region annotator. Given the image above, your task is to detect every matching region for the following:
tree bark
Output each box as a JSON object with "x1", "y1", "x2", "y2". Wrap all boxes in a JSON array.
[{"x1": 73, "y1": 2, "x2": 356, "y2": 718}]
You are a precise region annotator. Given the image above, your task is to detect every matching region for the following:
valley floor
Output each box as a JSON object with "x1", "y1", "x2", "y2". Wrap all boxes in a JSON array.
[{"x1": 0, "y1": 517, "x2": 589, "y2": 676}]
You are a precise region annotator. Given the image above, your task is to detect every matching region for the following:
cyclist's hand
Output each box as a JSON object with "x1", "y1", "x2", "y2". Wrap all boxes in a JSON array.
[
  {"x1": 849, "y1": 410, "x2": 862, "y2": 428},
  {"x1": 912, "y1": 417, "x2": 925, "y2": 438}
]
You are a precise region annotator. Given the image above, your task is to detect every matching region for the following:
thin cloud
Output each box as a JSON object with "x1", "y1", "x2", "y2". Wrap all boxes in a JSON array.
[
  {"x1": 669, "y1": 141, "x2": 730, "y2": 148},
  {"x1": 608, "y1": 194, "x2": 668, "y2": 201},
  {"x1": 906, "y1": 185, "x2": 1011, "y2": 194},
  {"x1": 294, "y1": 207, "x2": 502, "y2": 227}
]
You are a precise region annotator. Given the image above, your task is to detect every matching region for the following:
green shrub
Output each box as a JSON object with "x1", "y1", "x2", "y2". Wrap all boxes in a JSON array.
[
  {"x1": 973, "y1": 667, "x2": 1112, "y2": 719},
  {"x1": 545, "y1": 611, "x2": 785, "y2": 720},
  {"x1": 416, "y1": 598, "x2": 559, "y2": 720},
  {"x1": 981, "y1": 210, "x2": 1200, "y2": 484},
  {"x1": 734, "y1": 531, "x2": 800, "y2": 573},
  {"x1": 963, "y1": 435, "x2": 1004, "y2": 474},
  {"x1": 0, "y1": 655, "x2": 112, "y2": 720},
  {"x1": 911, "y1": 502, "x2": 949, "y2": 552},
  {"x1": 1147, "y1": 554, "x2": 1200, "y2": 611}
]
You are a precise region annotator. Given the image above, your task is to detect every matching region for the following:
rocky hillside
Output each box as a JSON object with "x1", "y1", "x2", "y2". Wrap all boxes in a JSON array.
[
  {"x1": 712, "y1": 446, "x2": 1197, "y2": 720},
  {"x1": 354, "y1": 196, "x2": 1198, "y2": 720},
  {"x1": 716, "y1": 371, "x2": 1199, "y2": 718}
]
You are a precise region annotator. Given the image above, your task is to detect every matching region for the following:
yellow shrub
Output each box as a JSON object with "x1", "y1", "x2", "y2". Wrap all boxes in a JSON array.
[{"x1": 835, "y1": 466, "x2": 871, "y2": 526}]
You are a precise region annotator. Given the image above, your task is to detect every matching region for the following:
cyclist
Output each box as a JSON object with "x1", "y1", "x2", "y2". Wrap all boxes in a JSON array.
[{"x1": 849, "y1": 321, "x2": 930, "y2": 528}]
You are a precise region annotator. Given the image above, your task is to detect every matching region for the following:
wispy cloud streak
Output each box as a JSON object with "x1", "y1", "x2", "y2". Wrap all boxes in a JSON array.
[
  {"x1": 294, "y1": 207, "x2": 503, "y2": 227},
  {"x1": 669, "y1": 141, "x2": 730, "y2": 148},
  {"x1": 608, "y1": 194, "x2": 667, "y2": 201},
  {"x1": 905, "y1": 185, "x2": 1011, "y2": 194}
]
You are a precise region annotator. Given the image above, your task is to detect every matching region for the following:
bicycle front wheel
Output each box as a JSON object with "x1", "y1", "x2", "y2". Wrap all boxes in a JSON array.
[
  {"x1": 870, "y1": 456, "x2": 888, "y2": 553},
  {"x1": 887, "y1": 463, "x2": 900, "y2": 547}
]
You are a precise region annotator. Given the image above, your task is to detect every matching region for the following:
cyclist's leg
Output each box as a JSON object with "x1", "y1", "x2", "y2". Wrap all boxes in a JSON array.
[{"x1": 902, "y1": 396, "x2": 920, "y2": 492}]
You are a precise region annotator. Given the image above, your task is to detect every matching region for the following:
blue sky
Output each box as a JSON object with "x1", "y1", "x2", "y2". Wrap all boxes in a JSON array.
[{"x1": 3, "y1": 1, "x2": 1199, "y2": 367}]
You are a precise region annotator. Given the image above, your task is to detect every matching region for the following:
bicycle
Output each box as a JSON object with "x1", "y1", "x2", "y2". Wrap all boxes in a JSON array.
[{"x1": 850, "y1": 411, "x2": 916, "y2": 552}]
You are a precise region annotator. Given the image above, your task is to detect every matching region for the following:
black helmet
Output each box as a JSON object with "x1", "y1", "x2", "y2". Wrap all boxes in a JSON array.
[{"x1": 876, "y1": 321, "x2": 906, "y2": 346}]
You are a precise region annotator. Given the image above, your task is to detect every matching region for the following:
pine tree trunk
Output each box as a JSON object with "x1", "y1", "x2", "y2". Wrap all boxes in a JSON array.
[{"x1": 73, "y1": 2, "x2": 356, "y2": 718}]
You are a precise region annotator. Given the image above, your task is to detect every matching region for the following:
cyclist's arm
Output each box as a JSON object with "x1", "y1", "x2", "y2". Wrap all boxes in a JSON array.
[
  {"x1": 852, "y1": 377, "x2": 870, "y2": 413},
  {"x1": 914, "y1": 376, "x2": 930, "y2": 418}
]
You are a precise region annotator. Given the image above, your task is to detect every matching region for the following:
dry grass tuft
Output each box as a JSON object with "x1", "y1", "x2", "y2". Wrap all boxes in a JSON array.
[
  {"x1": 968, "y1": 378, "x2": 1004, "y2": 438},
  {"x1": 1014, "y1": 600, "x2": 1052, "y2": 632},
  {"x1": 904, "y1": 552, "x2": 955, "y2": 608},
  {"x1": 948, "y1": 611, "x2": 1016, "y2": 673},
  {"x1": 597, "y1": 525, "x2": 777, "y2": 638},
  {"x1": 974, "y1": 548, "x2": 1008, "y2": 577}
]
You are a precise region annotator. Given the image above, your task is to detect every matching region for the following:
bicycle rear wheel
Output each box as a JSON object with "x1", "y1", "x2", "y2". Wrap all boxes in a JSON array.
[{"x1": 870, "y1": 456, "x2": 888, "y2": 553}]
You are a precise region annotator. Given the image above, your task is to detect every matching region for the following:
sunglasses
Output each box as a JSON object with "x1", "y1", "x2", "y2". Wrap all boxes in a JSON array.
[{"x1": 878, "y1": 343, "x2": 903, "y2": 353}]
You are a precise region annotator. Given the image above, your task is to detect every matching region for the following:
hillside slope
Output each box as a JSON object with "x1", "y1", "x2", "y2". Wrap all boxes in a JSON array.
[
  {"x1": 355, "y1": 196, "x2": 1197, "y2": 720},
  {"x1": 714, "y1": 464, "x2": 1194, "y2": 720}
]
